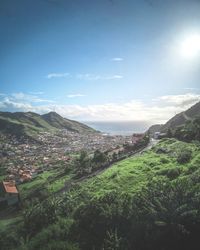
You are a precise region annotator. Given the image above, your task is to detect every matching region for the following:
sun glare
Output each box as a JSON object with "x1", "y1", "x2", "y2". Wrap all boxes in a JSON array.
[{"x1": 180, "y1": 34, "x2": 200, "y2": 58}]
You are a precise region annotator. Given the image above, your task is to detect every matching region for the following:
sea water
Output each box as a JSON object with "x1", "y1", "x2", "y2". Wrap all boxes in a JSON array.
[{"x1": 84, "y1": 121, "x2": 150, "y2": 135}]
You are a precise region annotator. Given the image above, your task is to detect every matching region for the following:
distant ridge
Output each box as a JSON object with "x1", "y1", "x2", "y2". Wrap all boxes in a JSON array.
[
  {"x1": 147, "y1": 124, "x2": 163, "y2": 136},
  {"x1": 161, "y1": 101, "x2": 200, "y2": 132},
  {"x1": 42, "y1": 111, "x2": 95, "y2": 133},
  {"x1": 0, "y1": 111, "x2": 96, "y2": 139},
  {"x1": 146, "y1": 101, "x2": 200, "y2": 135}
]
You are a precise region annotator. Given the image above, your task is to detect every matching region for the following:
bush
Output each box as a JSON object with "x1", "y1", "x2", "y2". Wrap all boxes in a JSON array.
[
  {"x1": 160, "y1": 157, "x2": 169, "y2": 164},
  {"x1": 158, "y1": 167, "x2": 182, "y2": 180},
  {"x1": 166, "y1": 168, "x2": 182, "y2": 179},
  {"x1": 177, "y1": 150, "x2": 192, "y2": 164},
  {"x1": 155, "y1": 147, "x2": 168, "y2": 154},
  {"x1": 191, "y1": 154, "x2": 200, "y2": 167},
  {"x1": 0, "y1": 229, "x2": 20, "y2": 250},
  {"x1": 26, "y1": 219, "x2": 76, "y2": 250}
]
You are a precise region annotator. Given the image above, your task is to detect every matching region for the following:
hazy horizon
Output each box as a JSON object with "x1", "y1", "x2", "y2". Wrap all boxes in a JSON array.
[{"x1": 84, "y1": 120, "x2": 151, "y2": 135}]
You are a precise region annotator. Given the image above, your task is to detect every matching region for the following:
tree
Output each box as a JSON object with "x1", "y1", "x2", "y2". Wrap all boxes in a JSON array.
[
  {"x1": 93, "y1": 150, "x2": 107, "y2": 164},
  {"x1": 23, "y1": 198, "x2": 61, "y2": 237},
  {"x1": 74, "y1": 151, "x2": 91, "y2": 176},
  {"x1": 102, "y1": 229, "x2": 122, "y2": 250}
]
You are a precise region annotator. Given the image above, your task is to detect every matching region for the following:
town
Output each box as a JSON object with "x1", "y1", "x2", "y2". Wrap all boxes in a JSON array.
[{"x1": 0, "y1": 129, "x2": 147, "y2": 207}]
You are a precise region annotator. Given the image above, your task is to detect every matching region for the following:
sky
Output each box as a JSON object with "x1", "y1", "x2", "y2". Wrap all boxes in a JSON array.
[{"x1": 0, "y1": 0, "x2": 200, "y2": 124}]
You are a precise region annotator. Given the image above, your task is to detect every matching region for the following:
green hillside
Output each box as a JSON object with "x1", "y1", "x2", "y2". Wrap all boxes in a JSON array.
[
  {"x1": 1, "y1": 138, "x2": 200, "y2": 250},
  {"x1": 161, "y1": 101, "x2": 200, "y2": 132},
  {"x1": 147, "y1": 101, "x2": 200, "y2": 135},
  {"x1": 0, "y1": 111, "x2": 95, "y2": 139},
  {"x1": 42, "y1": 112, "x2": 95, "y2": 133}
]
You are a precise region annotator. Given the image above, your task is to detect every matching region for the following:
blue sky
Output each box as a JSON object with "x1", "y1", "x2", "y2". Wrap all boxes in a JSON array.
[{"x1": 0, "y1": 0, "x2": 200, "y2": 123}]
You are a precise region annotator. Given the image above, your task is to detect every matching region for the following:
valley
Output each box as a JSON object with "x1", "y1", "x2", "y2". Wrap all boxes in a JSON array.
[{"x1": 0, "y1": 102, "x2": 200, "y2": 250}]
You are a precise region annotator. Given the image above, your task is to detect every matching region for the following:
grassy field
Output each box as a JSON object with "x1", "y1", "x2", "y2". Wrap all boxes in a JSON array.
[
  {"x1": 18, "y1": 170, "x2": 57, "y2": 199},
  {"x1": 47, "y1": 174, "x2": 73, "y2": 193},
  {"x1": 70, "y1": 138, "x2": 200, "y2": 199},
  {"x1": 0, "y1": 216, "x2": 22, "y2": 230},
  {"x1": 1, "y1": 138, "x2": 200, "y2": 250},
  {"x1": 18, "y1": 169, "x2": 75, "y2": 198}
]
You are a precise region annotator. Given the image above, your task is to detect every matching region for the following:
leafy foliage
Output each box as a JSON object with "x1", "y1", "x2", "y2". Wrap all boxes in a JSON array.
[
  {"x1": 1, "y1": 139, "x2": 200, "y2": 250},
  {"x1": 172, "y1": 116, "x2": 200, "y2": 142}
]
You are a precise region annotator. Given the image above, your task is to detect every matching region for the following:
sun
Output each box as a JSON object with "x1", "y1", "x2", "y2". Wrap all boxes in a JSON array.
[{"x1": 180, "y1": 34, "x2": 200, "y2": 58}]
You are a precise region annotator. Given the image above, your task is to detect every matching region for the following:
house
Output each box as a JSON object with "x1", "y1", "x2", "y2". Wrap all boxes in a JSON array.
[
  {"x1": 132, "y1": 133, "x2": 144, "y2": 144},
  {"x1": 0, "y1": 181, "x2": 19, "y2": 207},
  {"x1": 154, "y1": 132, "x2": 167, "y2": 139},
  {"x1": 19, "y1": 173, "x2": 32, "y2": 183},
  {"x1": 154, "y1": 132, "x2": 161, "y2": 139}
]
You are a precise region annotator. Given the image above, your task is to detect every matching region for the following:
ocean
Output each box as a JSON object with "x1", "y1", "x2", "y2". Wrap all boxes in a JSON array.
[{"x1": 84, "y1": 121, "x2": 150, "y2": 135}]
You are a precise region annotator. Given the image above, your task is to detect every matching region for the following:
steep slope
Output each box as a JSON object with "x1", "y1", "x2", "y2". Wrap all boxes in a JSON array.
[
  {"x1": 0, "y1": 111, "x2": 96, "y2": 139},
  {"x1": 6, "y1": 138, "x2": 199, "y2": 250},
  {"x1": 0, "y1": 111, "x2": 55, "y2": 139},
  {"x1": 42, "y1": 112, "x2": 95, "y2": 133},
  {"x1": 157, "y1": 101, "x2": 200, "y2": 132},
  {"x1": 147, "y1": 124, "x2": 163, "y2": 136}
]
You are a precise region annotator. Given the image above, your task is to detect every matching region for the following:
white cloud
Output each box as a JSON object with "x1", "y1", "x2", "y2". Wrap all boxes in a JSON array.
[
  {"x1": 0, "y1": 92, "x2": 55, "y2": 106},
  {"x1": 29, "y1": 91, "x2": 44, "y2": 95},
  {"x1": 109, "y1": 75, "x2": 123, "y2": 79},
  {"x1": 155, "y1": 93, "x2": 200, "y2": 107},
  {"x1": 67, "y1": 94, "x2": 86, "y2": 98},
  {"x1": 111, "y1": 57, "x2": 124, "y2": 61},
  {"x1": 76, "y1": 74, "x2": 100, "y2": 81},
  {"x1": 10, "y1": 92, "x2": 55, "y2": 103},
  {"x1": 45, "y1": 72, "x2": 123, "y2": 81},
  {"x1": 0, "y1": 97, "x2": 33, "y2": 111},
  {"x1": 76, "y1": 74, "x2": 123, "y2": 81},
  {"x1": 1, "y1": 93, "x2": 199, "y2": 125},
  {"x1": 184, "y1": 87, "x2": 199, "y2": 91},
  {"x1": 46, "y1": 73, "x2": 70, "y2": 79}
]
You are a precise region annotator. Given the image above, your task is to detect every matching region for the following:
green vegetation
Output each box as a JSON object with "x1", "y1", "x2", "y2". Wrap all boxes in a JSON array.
[
  {"x1": 0, "y1": 111, "x2": 95, "y2": 139},
  {"x1": 161, "y1": 101, "x2": 200, "y2": 132},
  {"x1": 42, "y1": 112, "x2": 95, "y2": 133},
  {"x1": 1, "y1": 138, "x2": 200, "y2": 249},
  {"x1": 166, "y1": 116, "x2": 200, "y2": 143},
  {"x1": 18, "y1": 171, "x2": 56, "y2": 199},
  {"x1": 47, "y1": 174, "x2": 72, "y2": 193},
  {"x1": 0, "y1": 216, "x2": 22, "y2": 229}
]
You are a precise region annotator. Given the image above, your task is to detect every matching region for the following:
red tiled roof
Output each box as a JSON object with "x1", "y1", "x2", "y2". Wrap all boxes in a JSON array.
[{"x1": 3, "y1": 181, "x2": 18, "y2": 194}]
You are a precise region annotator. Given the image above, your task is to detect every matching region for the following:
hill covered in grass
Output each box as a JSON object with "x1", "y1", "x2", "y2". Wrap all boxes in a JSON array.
[
  {"x1": 42, "y1": 112, "x2": 95, "y2": 133},
  {"x1": 148, "y1": 101, "x2": 200, "y2": 135},
  {"x1": 1, "y1": 138, "x2": 200, "y2": 250},
  {"x1": 0, "y1": 111, "x2": 96, "y2": 139},
  {"x1": 161, "y1": 101, "x2": 200, "y2": 131}
]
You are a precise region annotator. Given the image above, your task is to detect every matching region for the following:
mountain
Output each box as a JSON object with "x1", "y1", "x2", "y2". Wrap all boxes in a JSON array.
[
  {"x1": 42, "y1": 112, "x2": 94, "y2": 133},
  {"x1": 147, "y1": 101, "x2": 200, "y2": 135},
  {"x1": 147, "y1": 124, "x2": 163, "y2": 136},
  {"x1": 0, "y1": 111, "x2": 96, "y2": 139},
  {"x1": 161, "y1": 101, "x2": 200, "y2": 132}
]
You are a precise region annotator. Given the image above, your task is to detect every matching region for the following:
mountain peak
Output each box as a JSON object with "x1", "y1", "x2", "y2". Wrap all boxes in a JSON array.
[
  {"x1": 44, "y1": 111, "x2": 60, "y2": 117},
  {"x1": 0, "y1": 111, "x2": 95, "y2": 139}
]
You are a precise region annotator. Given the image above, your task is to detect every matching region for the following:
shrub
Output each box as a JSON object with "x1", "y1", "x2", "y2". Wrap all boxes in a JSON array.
[
  {"x1": 157, "y1": 167, "x2": 182, "y2": 180},
  {"x1": 155, "y1": 147, "x2": 168, "y2": 154},
  {"x1": 166, "y1": 168, "x2": 182, "y2": 179},
  {"x1": 26, "y1": 219, "x2": 75, "y2": 250},
  {"x1": 191, "y1": 154, "x2": 200, "y2": 167},
  {"x1": 160, "y1": 157, "x2": 169, "y2": 164},
  {"x1": 177, "y1": 150, "x2": 192, "y2": 164}
]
